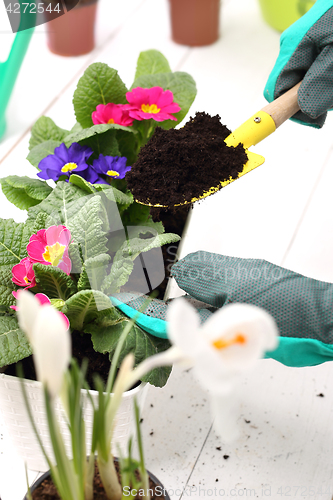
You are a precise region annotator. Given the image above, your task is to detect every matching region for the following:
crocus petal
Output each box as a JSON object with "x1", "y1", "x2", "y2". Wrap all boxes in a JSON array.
[
  {"x1": 32, "y1": 304, "x2": 71, "y2": 398},
  {"x1": 167, "y1": 297, "x2": 202, "y2": 361},
  {"x1": 16, "y1": 290, "x2": 41, "y2": 343},
  {"x1": 210, "y1": 393, "x2": 240, "y2": 442}
]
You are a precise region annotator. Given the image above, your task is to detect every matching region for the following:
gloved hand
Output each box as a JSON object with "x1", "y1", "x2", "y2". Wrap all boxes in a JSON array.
[
  {"x1": 171, "y1": 251, "x2": 333, "y2": 367},
  {"x1": 264, "y1": 0, "x2": 333, "y2": 128}
]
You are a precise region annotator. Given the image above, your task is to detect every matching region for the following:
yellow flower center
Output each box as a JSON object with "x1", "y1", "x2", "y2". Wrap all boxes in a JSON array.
[
  {"x1": 141, "y1": 103, "x2": 160, "y2": 114},
  {"x1": 24, "y1": 276, "x2": 30, "y2": 284},
  {"x1": 107, "y1": 118, "x2": 115, "y2": 124},
  {"x1": 61, "y1": 162, "x2": 78, "y2": 173},
  {"x1": 212, "y1": 333, "x2": 246, "y2": 351},
  {"x1": 107, "y1": 170, "x2": 120, "y2": 177},
  {"x1": 43, "y1": 242, "x2": 66, "y2": 267}
]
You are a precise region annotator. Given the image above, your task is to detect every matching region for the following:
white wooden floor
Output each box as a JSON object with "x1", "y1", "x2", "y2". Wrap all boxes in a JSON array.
[{"x1": 2, "y1": 0, "x2": 333, "y2": 498}]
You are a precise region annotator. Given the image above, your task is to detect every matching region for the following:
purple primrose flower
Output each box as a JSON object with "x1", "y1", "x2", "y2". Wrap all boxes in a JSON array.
[
  {"x1": 91, "y1": 154, "x2": 131, "y2": 184},
  {"x1": 37, "y1": 143, "x2": 94, "y2": 182}
]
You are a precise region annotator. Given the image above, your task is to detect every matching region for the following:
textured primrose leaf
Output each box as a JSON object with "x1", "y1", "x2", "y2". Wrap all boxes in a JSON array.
[
  {"x1": 115, "y1": 129, "x2": 138, "y2": 165},
  {"x1": 73, "y1": 62, "x2": 128, "y2": 128},
  {"x1": 27, "y1": 181, "x2": 90, "y2": 228},
  {"x1": 0, "y1": 268, "x2": 17, "y2": 308},
  {"x1": 0, "y1": 218, "x2": 31, "y2": 272},
  {"x1": 29, "y1": 116, "x2": 69, "y2": 151},
  {"x1": 64, "y1": 123, "x2": 133, "y2": 146},
  {"x1": 75, "y1": 128, "x2": 121, "y2": 161},
  {"x1": 134, "y1": 50, "x2": 172, "y2": 80},
  {"x1": 101, "y1": 254, "x2": 134, "y2": 295},
  {"x1": 87, "y1": 314, "x2": 172, "y2": 387},
  {"x1": 0, "y1": 176, "x2": 52, "y2": 210},
  {"x1": 66, "y1": 195, "x2": 109, "y2": 262},
  {"x1": 0, "y1": 316, "x2": 32, "y2": 368},
  {"x1": 63, "y1": 289, "x2": 113, "y2": 330},
  {"x1": 121, "y1": 233, "x2": 181, "y2": 261},
  {"x1": 130, "y1": 72, "x2": 197, "y2": 129},
  {"x1": 94, "y1": 184, "x2": 133, "y2": 207},
  {"x1": 78, "y1": 254, "x2": 111, "y2": 292},
  {"x1": 27, "y1": 139, "x2": 62, "y2": 168},
  {"x1": 33, "y1": 263, "x2": 77, "y2": 301}
]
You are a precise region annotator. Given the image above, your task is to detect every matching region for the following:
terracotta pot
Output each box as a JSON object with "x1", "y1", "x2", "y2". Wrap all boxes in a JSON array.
[
  {"x1": 24, "y1": 460, "x2": 171, "y2": 500},
  {"x1": 0, "y1": 372, "x2": 148, "y2": 471},
  {"x1": 44, "y1": 0, "x2": 98, "y2": 56},
  {"x1": 168, "y1": 0, "x2": 220, "y2": 47}
]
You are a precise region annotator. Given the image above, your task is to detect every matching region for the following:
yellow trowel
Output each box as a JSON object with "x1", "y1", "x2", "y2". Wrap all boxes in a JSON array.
[{"x1": 137, "y1": 81, "x2": 301, "y2": 207}]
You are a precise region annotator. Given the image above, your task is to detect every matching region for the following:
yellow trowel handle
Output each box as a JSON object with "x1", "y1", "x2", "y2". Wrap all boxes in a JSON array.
[{"x1": 225, "y1": 82, "x2": 301, "y2": 149}]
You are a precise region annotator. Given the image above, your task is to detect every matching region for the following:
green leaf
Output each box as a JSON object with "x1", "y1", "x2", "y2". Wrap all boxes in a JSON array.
[
  {"x1": 87, "y1": 314, "x2": 172, "y2": 387},
  {"x1": 76, "y1": 129, "x2": 120, "y2": 160},
  {"x1": 73, "y1": 62, "x2": 128, "y2": 128},
  {"x1": 0, "y1": 176, "x2": 52, "y2": 210},
  {"x1": 121, "y1": 233, "x2": 181, "y2": 261},
  {"x1": 0, "y1": 316, "x2": 32, "y2": 368},
  {"x1": 27, "y1": 140, "x2": 62, "y2": 168},
  {"x1": 130, "y1": 72, "x2": 197, "y2": 129},
  {"x1": 27, "y1": 181, "x2": 90, "y2": 228},
  {"x1": 0, "y1": 268, "x2": 17, "y2": 308},
  {"x1": 31, "y1": 212, "x2": 49, "y2": 233},
  {"x1": 66, "y1": 195, "x2": 109, "y2": 262},
  {"x1": 29, "y1": 116, "x2": 69, "y2": 151},
  {"x1": 101, "y1": 254, "x2": 134, "y2": 295},
  {"x1": 63, "y1": 290, "x2": 113, "y2": 330},
  {"x1": 0, "y1": 218, "x2": 31, "y2": 272},
  {"x1": 64, "y1": 123, "x2": 133, "y2": 146},
  {"x1": 114, "y1": 129, "x2": 138, "y2": 166},
  {"x1": 33, "y1": 263, "x2": 77, "y2": 300},
  {"x1": 79, "y1": 254, "x2": 111, "y2": 292},
  {"x1": 134, "y1": 50, "x2": 172, "y2": 80},
  {"x1": 94, "y1": 184, "x2": 133, "y2": 208},
  {"x1": 70, "y1": 122, "x2": 83, "y2": 134},
  {"x1": 68, "y1": 174, "x2": 95, "y2": 194}
]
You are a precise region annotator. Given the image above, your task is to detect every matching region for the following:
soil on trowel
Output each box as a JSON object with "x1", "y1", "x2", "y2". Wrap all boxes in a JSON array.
[{"x1": 125, "y1": 111, "x2": 248, "y2": 207}]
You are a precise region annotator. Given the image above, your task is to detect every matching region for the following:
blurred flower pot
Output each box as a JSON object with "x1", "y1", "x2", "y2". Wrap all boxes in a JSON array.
[
  {"x1": 44, "y1": 0, "x2": 98, "y2": 56},
  {"x1": 257, "y1": 0, "x2": 316, "y2": 32},
  {"x1": 169, "y1": 0, "x2": 220, "y2": 47}
]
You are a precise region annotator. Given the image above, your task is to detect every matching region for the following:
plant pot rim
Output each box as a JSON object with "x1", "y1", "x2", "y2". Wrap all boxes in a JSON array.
[
  {"x1": 24, "y1": 457, "x2": 171, "y2": 500},
  {"x1": 0, "y1": 371, "x2": 146, "y2": 397}
]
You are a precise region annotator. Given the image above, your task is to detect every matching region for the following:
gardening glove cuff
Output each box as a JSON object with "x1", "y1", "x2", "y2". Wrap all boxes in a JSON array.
[
  {"x1": 264, "y1": 0, "x2": 333, "y2": 128},
  {"x1": 171, "y1": 251, "x2": 333, "y2": 367}
]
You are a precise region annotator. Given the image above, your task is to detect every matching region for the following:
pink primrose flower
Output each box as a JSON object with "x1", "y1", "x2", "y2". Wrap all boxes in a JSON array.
[
  {"x1": 12, "y1": 257, "x2": 36, "y2": 289},
  {"x1": 92, "y1": 103, "x2": 134, "y2": 127},
  {"x1": 124, "y1": 87, "x2": 181, "y2": 122},
  {"x1": 11, "y1": 291, "x2": 70, "y2": 329},
  {"x1": 27, "y1": 225, "x2": 72, "y2": 275}
]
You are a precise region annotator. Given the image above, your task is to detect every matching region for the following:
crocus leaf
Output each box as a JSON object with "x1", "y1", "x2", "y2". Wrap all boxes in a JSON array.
[
  {"x1": 27, "y1": 140, "x2": 62, "y2": 169},
  {"x1": 0, "y1": 316, "x2": 32, "y2": 368},
  {"x1": 86, "y1": 314, "x2": 172, "y2": 387},
  {"x1": 62, "y1": 289, "x2": 113, "y2": 330},
  {"x1": 66, "y1": 195, "x2": 109, "y2": 262},
  {"x1": 130, "y1": 72, "x2": 197, "y2": 129},
  {"x1": 73, "y1": 62, "x2": 129, "y2": 128},
  {"x1": 29, "y1": 116, "x2": 69, "y2": 151},
  {"x1": 0, "y1": 176, "x2": 52, "y2": 210},
  {"x1": 33, "y1": 263, "x2": 77, "y2": 301},
  {"x1": 134, "y1": 49, "x2": 172, "y2": 80},
  {"x1": 0, "y1": 218, "x2": 31, "y2": 272}
]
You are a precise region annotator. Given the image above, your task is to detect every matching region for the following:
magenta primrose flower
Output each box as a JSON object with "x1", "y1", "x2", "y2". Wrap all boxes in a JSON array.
[
  {"x1": 12, "y1": 257, "x2": 36, "y2": 289},
  {"x1": 11, "y1": 291, "x2": 70, "y2": 329},
  {"x1": 124, "y1": 86, "x2": 181, "y2": 122},
  {"x1": 27, "y1": 225, "x2": 72, "y2": 275},
  {"x1": 92, "y1": 103, "x2": 134, "y2": 127}
]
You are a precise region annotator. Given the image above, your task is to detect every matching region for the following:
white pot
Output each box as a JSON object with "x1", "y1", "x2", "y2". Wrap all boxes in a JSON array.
[{"x1": 0, "y1": 373, "x2": 148, "y2": 472}]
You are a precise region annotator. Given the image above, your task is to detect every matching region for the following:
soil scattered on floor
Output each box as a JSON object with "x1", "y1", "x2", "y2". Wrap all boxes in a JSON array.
[{"x1": 126, "y1": 112, "x2": 248, "y2": 207}]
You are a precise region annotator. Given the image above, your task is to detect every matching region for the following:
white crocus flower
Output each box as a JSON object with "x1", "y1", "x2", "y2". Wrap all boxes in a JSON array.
[
  {"x1": 17, "y1": 291, "x2": 71, "y2": 398},
  {"x1": 166, "y1": 298, "x2": 279, "y2": 441}
]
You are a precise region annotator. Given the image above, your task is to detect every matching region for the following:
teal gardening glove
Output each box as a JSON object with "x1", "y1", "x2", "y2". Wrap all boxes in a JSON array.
[
  {"x1": 264, "y1": 0, "x2": 333, "y2": 128},
  {"x1": 112, "y1": 251, "x2": 333, "y2": 368}
]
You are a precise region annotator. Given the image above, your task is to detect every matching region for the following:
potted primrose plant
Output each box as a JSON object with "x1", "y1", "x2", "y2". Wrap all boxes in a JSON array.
[
  {"x1": 0, "y1": 49, "x2": 196, "y2": 471},
  {"x1": 18, "y1": 289, "x2": 278, "y2": 499}
]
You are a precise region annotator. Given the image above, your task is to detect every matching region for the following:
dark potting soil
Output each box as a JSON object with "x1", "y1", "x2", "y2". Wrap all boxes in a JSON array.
[
  {"x1": 125, "y1": 112, "x2": 248, "y2": 207},
  {"x1": 5, "y1": 331, "x2": 111, "y2": 389},
  {"x1": 31, "y1": 460, "x2": 167, "y2": 500}
]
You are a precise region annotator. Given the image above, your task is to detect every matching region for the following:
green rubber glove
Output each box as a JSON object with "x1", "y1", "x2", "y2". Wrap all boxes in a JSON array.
[
  {"x1": 171, "y1": 251, "x2": 333, "y2": 367},
  {"x1": 264, "y1": 0, "x2": 333, "y2": 128}
]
